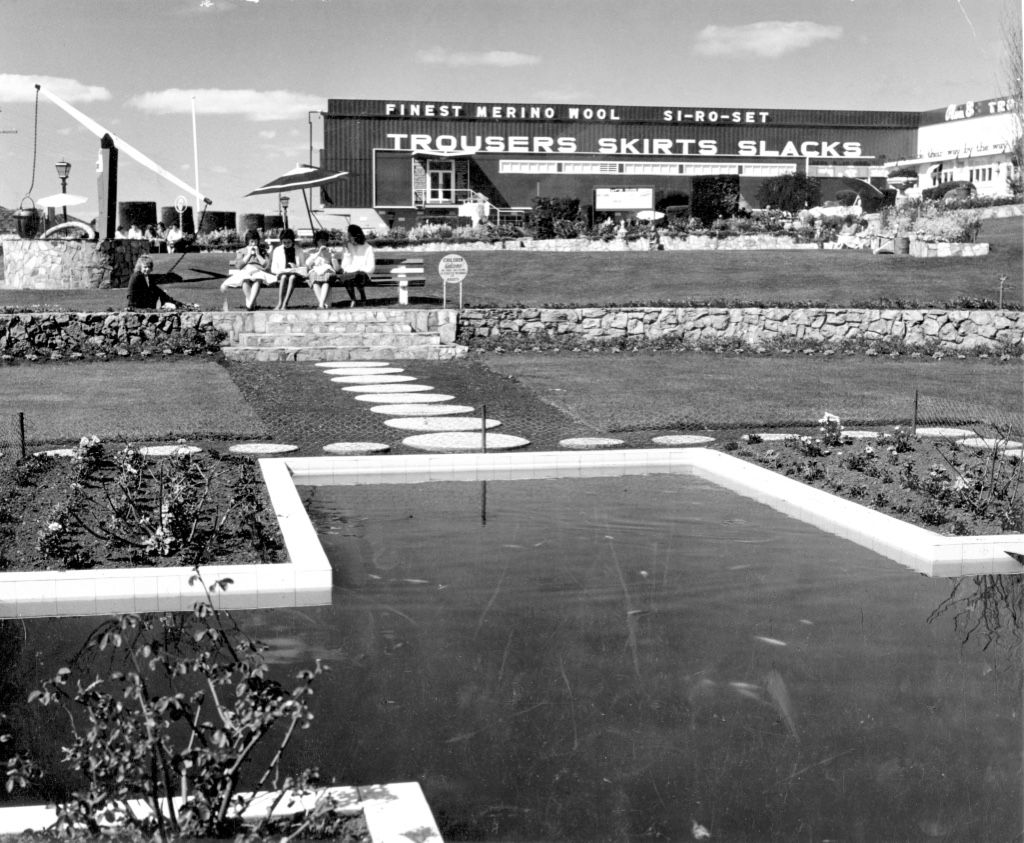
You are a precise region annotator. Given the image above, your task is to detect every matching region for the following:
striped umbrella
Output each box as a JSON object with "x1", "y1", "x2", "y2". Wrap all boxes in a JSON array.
[{"x1": 245, "y1": 164, "x2": 348, "y2": 196}]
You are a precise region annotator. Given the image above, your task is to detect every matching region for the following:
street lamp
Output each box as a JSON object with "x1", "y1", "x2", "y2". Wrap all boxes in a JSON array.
[
  {"x1": 279, "y1": 194, "x2": 290, "y2": 229},
  {"x1": 55, "y1": 158, "x2": 71, "y2": 222}
]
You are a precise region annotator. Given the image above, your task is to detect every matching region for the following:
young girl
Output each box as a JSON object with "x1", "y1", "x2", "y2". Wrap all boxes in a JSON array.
[
  {"x1": 305, "y1": 229, "x2": 339, "y2": 309},
  {"x1": 271, "y1": 228, "x2": 309, "y2": 310},
  {"x1": 222, "y1": 229, "x2": 274, "y2": 310},
  {"x1": 339, "y1": 224, "x2": 375, "y2": 307}
]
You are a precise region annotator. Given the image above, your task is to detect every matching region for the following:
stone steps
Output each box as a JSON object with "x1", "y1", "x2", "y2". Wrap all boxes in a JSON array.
[{"x1": 211, "y1": 308, "x2": 465, "y2": 362}]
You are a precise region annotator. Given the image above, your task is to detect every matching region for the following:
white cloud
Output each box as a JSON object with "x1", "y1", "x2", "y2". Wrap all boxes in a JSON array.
[
  {"x1": 126, "y1": 88, "x2": 323, "y2": 122},
  {"x1": 694, "y1": 21, "x2": 842, "y2": 59},
  {"x1": 416, "y1": 47, "x2": 540, "y2": 68},
  {"x1": 258, "y1": 130, "x2": 277, "y2": 139},
  {"x1": 0, "y1": 74, "x2": 111, "y2": 103}
]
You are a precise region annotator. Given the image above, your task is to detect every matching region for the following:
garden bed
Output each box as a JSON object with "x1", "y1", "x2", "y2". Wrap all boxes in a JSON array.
[
  {"x1": 0, "y1": 439, "x2": 286, "y2": 573},
  {"x1": 719, "y1": 422, "x2": 1022, "y2": 536}
]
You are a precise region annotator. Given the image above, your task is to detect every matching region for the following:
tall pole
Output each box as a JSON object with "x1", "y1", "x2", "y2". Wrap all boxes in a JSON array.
[{"x1": 192, "y1": 96, "x2": 201, "y2": 230}]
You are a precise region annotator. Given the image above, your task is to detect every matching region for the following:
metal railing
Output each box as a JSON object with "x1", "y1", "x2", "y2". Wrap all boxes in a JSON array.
[{"x1": 412, "y1": 189, "x2": 489, "y2": 207}]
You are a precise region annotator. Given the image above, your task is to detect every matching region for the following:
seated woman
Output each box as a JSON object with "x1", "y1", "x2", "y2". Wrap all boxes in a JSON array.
[
  {"x1": 304, "y1": 229, "x2": 339, "y2": 309},
  {"x1": 126, "y1": 255, "x2": 181, "y2": 309},
  {"x1": 835, "y1": 216, "x2": 866, "y2": 249},
  {"x1": 339, "y1": 224, "x2": 375, "y2": 307},
  {"x1": 271, "y1": 229, "x2": 309, "y2": 310},
  {"x1": 221, "y1": 229, "x2": 276, "y2": 310}
]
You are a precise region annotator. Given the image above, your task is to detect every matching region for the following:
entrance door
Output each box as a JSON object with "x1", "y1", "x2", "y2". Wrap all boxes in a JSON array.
[{"x1": 427, "y1": 161, "x2": 455, "y2": 203}]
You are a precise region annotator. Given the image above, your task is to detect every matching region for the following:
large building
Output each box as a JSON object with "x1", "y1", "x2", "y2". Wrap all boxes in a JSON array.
[{"x1": 317, "y1": 96, "x2": 1017, "y2": 228}]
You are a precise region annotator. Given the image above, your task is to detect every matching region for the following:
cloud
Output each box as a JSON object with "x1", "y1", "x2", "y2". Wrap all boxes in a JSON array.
[
  {"x1": 416, "y1": 47, "x2": 540, "y2": 68},
  {"x1": 694, "y1": 21, "x2": 842, "y2": 58},
  {"x1": 258, "y1": 130, "x2": 277, "y2": 139},
  {"x1": 0, "y1": 74, "x2": 111, "y2": 103},
  {"x1": 126, "y1": 88, "x2": 323, "y2": 122}
]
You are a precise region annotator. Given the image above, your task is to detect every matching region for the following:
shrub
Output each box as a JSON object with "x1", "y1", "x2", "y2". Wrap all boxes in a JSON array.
[
  {"x1": 755, "y1": 174, "x2": 822, "y2": 213},
  {"x1": 531, "y1": 197, "x2": 582, "y2": 239},
  {"x1": 921, "y1": 180, "x2": 975, "y2": 201}
]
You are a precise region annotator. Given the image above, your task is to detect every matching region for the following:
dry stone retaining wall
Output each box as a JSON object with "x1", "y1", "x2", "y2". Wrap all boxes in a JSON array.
[
  {"x1": 458, "y1": 307, "x2": 1024, "y2": 354},
  {"x1": 0, "y1": 312, "x2": 224, "y2": 361},
  {"x1": 0, "y1": 236, "x2": 148, "y2": 289}
]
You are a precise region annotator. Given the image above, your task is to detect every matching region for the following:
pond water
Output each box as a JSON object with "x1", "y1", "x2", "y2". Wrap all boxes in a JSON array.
[{"x1": 4, "y1": 473, "x2": 1021, "y2": 841}]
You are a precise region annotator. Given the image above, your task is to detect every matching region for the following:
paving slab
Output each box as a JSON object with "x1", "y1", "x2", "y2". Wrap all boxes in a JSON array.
[
  {"x1": 353, "y1": 393, "x2": 454, "y2": 404},
  {"x1": 385, "y1": 417, "x2": 502, "y2": 432},
  {"x1": 403, "y1": 432, "x2": 531, "y2": 452}
]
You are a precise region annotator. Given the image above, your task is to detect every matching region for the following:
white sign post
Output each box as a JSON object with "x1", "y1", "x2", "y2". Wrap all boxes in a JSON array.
[
  {"x1": 174, "y1": 195, "x2": 188, "y2": 230},
  {"x1": 438, "y1": 253, "x2": 468, "y2": 309}
]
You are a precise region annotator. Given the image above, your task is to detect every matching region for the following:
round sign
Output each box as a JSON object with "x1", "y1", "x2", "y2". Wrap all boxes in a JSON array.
[
  {"x1": 174, "y1": 195, "x2": 188, "y2": 214},
  {"x1": 438, "y1": 253, "x2": 468, "y2": 284}
]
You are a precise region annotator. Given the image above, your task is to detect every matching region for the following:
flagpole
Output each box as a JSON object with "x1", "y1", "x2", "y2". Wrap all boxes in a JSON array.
[{"x1": 192, "y1": 96, "x2": 203, "y2": 225}]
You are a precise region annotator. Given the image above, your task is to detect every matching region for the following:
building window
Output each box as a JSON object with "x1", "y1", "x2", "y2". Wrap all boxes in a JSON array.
[
  {"x1": 738, "y1": 164, "x2": 798, "y2": 177},
  {"x1": 969, "y1": 166, "x2": 993, "y2": 182},
  {"x1": 426, "y1": 160, "x2": 455, "y2": 202}
]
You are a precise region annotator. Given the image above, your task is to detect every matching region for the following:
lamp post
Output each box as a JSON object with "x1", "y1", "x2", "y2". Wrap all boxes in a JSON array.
[
  {"x1": 55, "y1": 158, "x2": 71, "y2": 222},
  {"x1": 279, "y1": 194, "x2": 290, "y2": 229}
]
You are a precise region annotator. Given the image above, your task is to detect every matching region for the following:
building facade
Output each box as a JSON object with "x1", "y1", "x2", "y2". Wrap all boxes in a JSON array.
[{"x1": 317, "y1": 97, "x2": 1016, "y2": 228}]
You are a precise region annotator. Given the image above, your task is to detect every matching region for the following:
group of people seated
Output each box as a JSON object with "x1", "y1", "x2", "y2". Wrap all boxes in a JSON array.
[{"x1": 221, "y1": 225, "x2": 375, "y2": 311}]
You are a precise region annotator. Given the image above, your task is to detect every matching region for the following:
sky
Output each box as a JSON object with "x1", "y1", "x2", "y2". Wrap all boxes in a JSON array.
[{"x1": 0, "y1": 0, "x2": 1017, "y2": 221}]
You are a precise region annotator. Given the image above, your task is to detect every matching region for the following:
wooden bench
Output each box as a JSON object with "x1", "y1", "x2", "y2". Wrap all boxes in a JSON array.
[{"x1": 366, "y1": 256, "x2": 425, "y2": 305}]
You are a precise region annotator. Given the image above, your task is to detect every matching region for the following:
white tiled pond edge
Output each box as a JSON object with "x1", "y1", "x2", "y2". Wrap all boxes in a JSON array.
[
  {"x1": 4, "y1": 447, "x2": 1022, "y2": 618},
  {"x1": 0, "y1": 458, "x2": 331, "y2": 619},
  {"x1": 0, "y1": 782, "x2": 442, "y2": 843},
  {"x1": 281, "y1": 448, "x2": 1024, "y2": 579}
]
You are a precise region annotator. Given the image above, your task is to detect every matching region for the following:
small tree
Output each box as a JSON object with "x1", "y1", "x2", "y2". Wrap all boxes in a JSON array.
[
  {"x1": 4, "y1": 572, "x2": 342, "y2": 841},
  {"x1": 691, "y1": 176, "x2": 740, "y2": 225},
  {"x1": 755, "y1": 174, "x2": 822, "y2": 213},
  {"x1": 1002, "y1": 0, "x2": 1023, "y2": 196},
  {"x1": 530, "y1": 197, "x2": 581, "y2": 239}
]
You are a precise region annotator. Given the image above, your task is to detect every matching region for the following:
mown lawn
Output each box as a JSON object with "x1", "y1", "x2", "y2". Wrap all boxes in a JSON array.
[
  {"x1": 0, "y1": 217, "x2": 1020, "y2": 312},
  {"x1": 477, "y1": 352, "x2": 1024, "y2": 434}
]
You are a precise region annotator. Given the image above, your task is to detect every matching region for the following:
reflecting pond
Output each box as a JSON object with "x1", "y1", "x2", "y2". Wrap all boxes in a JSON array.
[{"x1": 3, "y1": 473, "x2": 1021, "y2": 841}]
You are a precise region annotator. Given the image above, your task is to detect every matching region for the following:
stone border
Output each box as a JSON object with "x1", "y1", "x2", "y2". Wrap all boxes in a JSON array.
[
  {"x1": 0, "y1": 458, "x2": 331, "y2": 619},
  {"x1": 280, "y1": 448, "x2": 1024, "y2": 578},
  {"x1": 0, "y1": 782, "x2": 442, "y2": 843}
]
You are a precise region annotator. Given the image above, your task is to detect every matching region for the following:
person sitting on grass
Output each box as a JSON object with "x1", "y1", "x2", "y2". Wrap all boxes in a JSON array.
[
  {"x1": 126, "y1": 255, "x2": 182, "y2": 310},
  {"x1": 304, "y1": 229, "x2": 339, "y2": 309},
  {"x1": 339, "y1": 224, "x2": 375, "y2": 307},
  {"x1": 221, "y1": 229, "x2": 275, "y2": 310},
  {"x1": 271, "y1": 228, "x2": 309, "y2": 310}
]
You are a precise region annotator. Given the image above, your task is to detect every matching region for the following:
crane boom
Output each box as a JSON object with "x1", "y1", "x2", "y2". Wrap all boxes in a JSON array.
[{"x1": 36, "y1": 84, "x2": 212, "y2": 206}]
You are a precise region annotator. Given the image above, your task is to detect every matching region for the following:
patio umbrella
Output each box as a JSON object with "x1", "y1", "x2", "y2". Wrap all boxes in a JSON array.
[
  {"x1": 636, "y1": 210, "x2": 666, "y2": 221},
  {"x1": 34, "y1": 193, "x2": 88, "y2": 208},
  {"x1": 840, "y1": 177, "x2": 885, "y2": 200},
  {"x1": 246, "y1": 164, "x2": 349, "y2": 196},
  {"x1": 246, "y1": 164, "x2": 349, "y2": 229}
]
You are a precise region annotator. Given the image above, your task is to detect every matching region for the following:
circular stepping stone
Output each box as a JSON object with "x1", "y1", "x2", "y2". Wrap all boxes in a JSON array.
[
  {"x1": 322, "y1": 442, "x2": 391, "y2": 455},
  {"x1": 342, "y1": 383, "x2": 434, "y2": 394},
  {"x1": 651, "y1": 435, "x2": 715, "y2": 446},
  {"x1": 314, "y1": 361, "x2": 390, "y2": 368},
  {"x1": 331, "y1": 374, "x2": 416, "y2": 384},
  {"x1": 959, "y1": 436, "x2": 1024, "y2": 451},
  {"x1": 139, "y1": 444, "x2": 202, "y2": 457},
  {"x1": 559, "y1": 437, "x2": 625, "y2": 449},
  {"x1": 34, "y1": 448, "x2": 77, "y2": 457},
  {"x1": 916, "y1": 427, "x2": 975, "y2": 438},
  {"x1": 354, "y1": 393, "x2": 454, "y2": 404},
  {"x1": 369, "y1": 403, "x2": 475, "y2": 416},
  {"x1": 403, "y1": 432, "x2": 530, "y2": 452},
  {"x1": 229, "y1": 443, "x2": 299, "y2": 455},
  {"x1": 323, "y1": 366, "x2": 404, "y2": 376},
  {"x1": 385, "y1": 417, "x2": 502, "y2": 432},
  {"x1": 843, "y1": 430, "x2": 878, "y2": 439}
]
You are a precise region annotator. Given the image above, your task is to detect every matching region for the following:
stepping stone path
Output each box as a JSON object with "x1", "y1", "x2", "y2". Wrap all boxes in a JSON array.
[
  {"x1": 559, "y1": 437, "x2": 624, "y2": 449},
  {"x1": 229, "y1": 443, "x2": 299, "y2": 455},
  {"x1": 322, "y1": 442, "x2": 391, "y2": 455},
  {"x1": 843, "y1": 430, "x2": 879, "y2": 439},
  {"x1": 915, "y1": 427, "x2": 976, "y2": 438},
  {"x1": 959, "y1": 436, "x2": 1024, "y2": 451},
  {"x1": 354, "y1": 393, "x2": 454, "y2": 404},
  {"x1": 314, "y1": 361, "x2": 391, "y2": 368},
  {"x1": 331, "y1": 374, "x2": 417, "y2": 384},
  {"x1": 342, "y1": 383, "x2": 435, "y2": 393},
  {"x1": 139, "y1": 444, "x2": 202, "y2": 457},
  {"x1": 385, "y1": 417, "x2": 502, "y2": 432},
  {"x1": 651, "y1": 435, "x2": 715, "y2": 446},
  {"x1": 402, "y1": 432, "x2": 531, "y2": 452},
  {"x1": 34, "y1": 448, "x2": 77, "y2": 457},
  {"x1": 323, "y1": 367, "x2": 405, "y2": 376},
  {"x1": 369, "y1": 403, "x2": 476, "y2": 416},
  {"x1": 318, "y1": 360, "x2": 531, "y2": 451}
]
